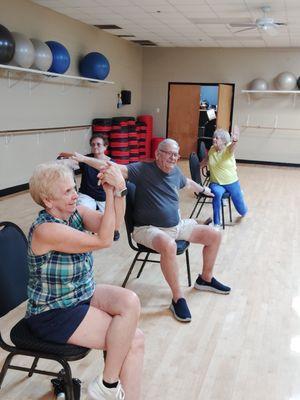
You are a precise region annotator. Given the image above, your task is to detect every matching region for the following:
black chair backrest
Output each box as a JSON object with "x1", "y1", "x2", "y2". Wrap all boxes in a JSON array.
[
  {"x1": 125, "y1": 182, "x2": 136, "y2": 234},
  {"x1": 0, "y1": 222, "x2": 29, "y2": 317},
  {"x1": 124, "y1": 182, "x2": 139, "y2": 251},
  {"x1": 189, "y1": 152, "x2": 202, "y2": 185},
  {"x1": 204, "y1": 119, "x2": 216, "y2": 138},
  {"x1": 198, "y1": 141, "x2": 207, "y2": 163}
]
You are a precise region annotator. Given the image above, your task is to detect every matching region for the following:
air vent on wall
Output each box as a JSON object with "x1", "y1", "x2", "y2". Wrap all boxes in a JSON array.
[
  {"x1": 117, "y1": 35, "x2": 136, "y2": 38},
  {"x1": 94, "y1": 25, "x2": 122, "y2": 30},
  {"x1": 131, "y1": 40, "x2": 157, "y2": 46}
]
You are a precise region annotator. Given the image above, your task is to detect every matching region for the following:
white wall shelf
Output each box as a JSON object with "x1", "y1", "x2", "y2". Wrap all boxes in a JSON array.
[
  {"x1": 241, "y1": 124, "x2": 300, "y2": 131},
  {"x1": 241, "y1": 89, "x2": 300, "y2": 105},
  {"x1": 242, "y1": 90, "x2": 300, "y2": 94},
  {"x1": 0, "y1": 63, "x2": 114, "y2": 91}
]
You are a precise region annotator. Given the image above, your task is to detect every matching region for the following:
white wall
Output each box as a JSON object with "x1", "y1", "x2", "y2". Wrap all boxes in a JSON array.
[
  {"x1": 0, "y1": 0, "x2": 143, "y2": 190},
  {"x1": 1, "y1": 2, "x2": 299, "y2": 192},
  {"x1": 141, "y1": 47, "x2": 300, "y2": 164}
]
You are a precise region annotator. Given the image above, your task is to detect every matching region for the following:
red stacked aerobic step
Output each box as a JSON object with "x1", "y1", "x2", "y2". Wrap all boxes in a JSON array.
[
  {"x1": 151, "y1": 137, "x2": 164, "y2": 159},
  {"x1": 135, "y1": 121, "x2": 147, "y2": 159},
  {"x1": 137, "y1": 115, "x2": 153, "y2": 158},
  {"x1": 110, "y1": 117, "x2": 130, "y2": 164},
  {"x1": 127, "y1": 119, "x2": 139, "y2": 163}
]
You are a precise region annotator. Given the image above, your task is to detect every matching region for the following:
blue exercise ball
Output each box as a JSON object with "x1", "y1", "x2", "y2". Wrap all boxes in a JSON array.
[
  {"x1": 46, "y1": 41, "x2": 70, "y2": 74},
  {"x1": 0, "y1": 24, "x2": 15, "y2": 64},
  {"x1": 79, "y1": 52, "x2": 110, "y2": 80}
]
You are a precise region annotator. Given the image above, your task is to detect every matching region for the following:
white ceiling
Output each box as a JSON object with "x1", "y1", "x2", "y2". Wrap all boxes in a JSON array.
[{"x1": 31, "y1": 0, "x2": 300, "y2": 48}]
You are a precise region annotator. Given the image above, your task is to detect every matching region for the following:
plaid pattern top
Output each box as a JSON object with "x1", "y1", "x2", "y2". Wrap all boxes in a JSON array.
[{"x1": 26, "y1": 210, "x2": 95, "y2": 317}]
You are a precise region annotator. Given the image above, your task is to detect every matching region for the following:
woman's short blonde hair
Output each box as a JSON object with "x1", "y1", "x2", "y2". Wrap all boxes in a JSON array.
[
  {"x1": 213, "y1": 129, "x2": 231, "y2": 145},
  {"x1": 29, "y1": 162, "x2": 74, "y2": 207}
]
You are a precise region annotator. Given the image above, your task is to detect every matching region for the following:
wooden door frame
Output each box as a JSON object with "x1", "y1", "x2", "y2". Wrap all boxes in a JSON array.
[{"x1": 166, "y1": 82, "x2": 235, "y2": 137}]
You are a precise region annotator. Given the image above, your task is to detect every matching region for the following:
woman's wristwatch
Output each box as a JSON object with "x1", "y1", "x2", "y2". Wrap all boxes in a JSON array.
[{"x1": 114, "y1": 188, "x2": 128, "y2": 197}]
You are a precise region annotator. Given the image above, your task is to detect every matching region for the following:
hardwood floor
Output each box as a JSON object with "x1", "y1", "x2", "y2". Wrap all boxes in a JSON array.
[{"x1": 0, "y1": 162, "x2": 300, "y2": 400}]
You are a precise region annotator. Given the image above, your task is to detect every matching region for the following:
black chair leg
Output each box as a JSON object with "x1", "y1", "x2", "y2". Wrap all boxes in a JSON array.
[
  {"x1": 59, "y1": 361, "x2": 75, "y2": 400},
  {"x1": 221, "y1": 200, "x2": 225, "y2": 230},
  {"x1": 203, "y1": 175, "x2": 209, "y2": 186},
  {"x1": 28, "y1": 356, "x2": 39, "y2": 377},
  {"x1": 195, "y1": 198, "x2": 207, "y2": 219},
  {"x1": 189, "y1": 197, "x2": 200, "y2": 218},
  {"x1": 0, "y1": 352, "x2": 14, "y2": 388},
  {"x1": 228, "y1": 197, "x2": 232, "y2": 222},
  {"x1": 136, "y1": 252, "x2": 150, "y2": 278},
  {"x1": 122, "y1": 252, "x2": 140, "y2": 287},
  {"x1": 185, "y1": 249, "x2": 191, "y2": 287}
]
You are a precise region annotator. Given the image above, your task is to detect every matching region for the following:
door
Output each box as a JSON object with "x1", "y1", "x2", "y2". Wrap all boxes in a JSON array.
[
  {"x1": 167, "y1": 84, "x2": 200, "y2": 158},
  {"x1": 217, "y1": 84, "x2": 233, "y2": 131}
]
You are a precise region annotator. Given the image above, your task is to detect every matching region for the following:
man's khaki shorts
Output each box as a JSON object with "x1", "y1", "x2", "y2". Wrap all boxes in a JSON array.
[{"x1": 132, "y1": 219, "x2": 197, "y2": 249}]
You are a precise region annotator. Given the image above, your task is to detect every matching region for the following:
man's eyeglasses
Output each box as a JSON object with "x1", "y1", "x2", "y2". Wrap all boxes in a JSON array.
[{"x1": 159, "y1": 149, "x2": 180, "y2": 159}]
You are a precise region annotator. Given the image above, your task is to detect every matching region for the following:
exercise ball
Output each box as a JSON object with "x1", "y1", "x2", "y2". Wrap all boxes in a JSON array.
[
  {"x1": 46, "y1": 41, "x2": 70, "y2": 74},
  {"x1": 30, "y1": 38, "x2": 52, "y2": 71},
  {"x1": 249, "y1": 78, "x2": 268, "y2": 91},
  {"x1": 0, "y1": 24, "x2": 15, "y2": 64},
  {"x1": 11, "y1": 32, "x2": 35, "y2": 68},
  {"x1": 274, "y1": 71, "x2": 297, "y2": 90},
  {"x1": 79, "y1": 52, "x2": 110, "y2": 80}
]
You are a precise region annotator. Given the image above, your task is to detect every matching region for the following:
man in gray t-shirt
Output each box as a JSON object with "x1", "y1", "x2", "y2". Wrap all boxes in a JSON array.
[
  {"x1": 75, "y1": 138, "x2": 231, "y2": 323},
  {"x1": 126, "y1": 161, "x2": 186, "y2": 228}
]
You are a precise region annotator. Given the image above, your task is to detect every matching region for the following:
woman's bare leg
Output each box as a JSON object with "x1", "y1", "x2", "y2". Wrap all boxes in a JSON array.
[{"x1": 67, "y1": 284, "x2": 144, "y2": 399}]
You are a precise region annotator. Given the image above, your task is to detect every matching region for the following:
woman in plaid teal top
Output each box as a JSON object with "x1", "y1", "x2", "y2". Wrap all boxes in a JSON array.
[
  {"x1": 26, "y1": 162, "x2": 144, "y2": 400},
  {"x1": 26, "y1": 209, "x2": 94, "y2": 316}
]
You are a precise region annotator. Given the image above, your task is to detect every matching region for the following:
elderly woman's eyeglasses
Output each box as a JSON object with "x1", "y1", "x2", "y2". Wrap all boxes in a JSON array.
[
  {"x1": 91, "y1": 142, "x2": 105, "y2": 148},
  {"x1": 159, "y1": 149, "x2": 180, "y2": 159}
]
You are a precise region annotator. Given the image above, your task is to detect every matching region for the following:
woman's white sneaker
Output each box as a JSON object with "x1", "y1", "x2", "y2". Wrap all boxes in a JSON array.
[{"x1": 88, "y1": 378, "x2": 125, "y2": 400}]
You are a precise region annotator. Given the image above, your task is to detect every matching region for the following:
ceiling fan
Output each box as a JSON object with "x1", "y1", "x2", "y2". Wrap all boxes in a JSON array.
[{"x1": 230, "y1": 6, "x2": 287, "y2": 36}]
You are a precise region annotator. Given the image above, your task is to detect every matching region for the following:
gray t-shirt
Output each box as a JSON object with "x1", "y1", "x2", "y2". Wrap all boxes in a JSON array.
[{"x1": 127, "y1": 162, "x2": 187, "y2": 228}]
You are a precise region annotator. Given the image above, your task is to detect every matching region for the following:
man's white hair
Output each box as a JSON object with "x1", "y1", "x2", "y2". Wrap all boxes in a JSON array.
[{"x1": 158, "y1": 138, "x2": 179, "y2": 150}]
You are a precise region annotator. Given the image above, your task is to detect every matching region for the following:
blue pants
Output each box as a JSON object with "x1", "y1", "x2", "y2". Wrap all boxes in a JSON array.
[{"x1": 209, "y1": 180, "x2": 248, "y2": 226}]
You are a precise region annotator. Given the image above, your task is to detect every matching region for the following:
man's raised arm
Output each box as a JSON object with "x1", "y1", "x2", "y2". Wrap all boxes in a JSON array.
[{"x1": 72, "y1": 152, "x2": 129, "y2": 179}]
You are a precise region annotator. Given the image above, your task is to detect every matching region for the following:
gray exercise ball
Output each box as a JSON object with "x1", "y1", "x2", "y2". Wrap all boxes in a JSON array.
[
  {"x1": 30, "y1": 38, "x2": 52, "y2": 71},
  {"x1": 249, "y1": 78, "x2": 268, "y2": 91},
  {"x1": 274, "y1": 71, "x2": 297, "y2": 90},
  {"x1": 11, "y1": 32, "x2": 35, "y2": 68}
]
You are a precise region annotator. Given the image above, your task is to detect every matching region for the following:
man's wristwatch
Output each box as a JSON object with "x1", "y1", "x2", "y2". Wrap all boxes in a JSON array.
[{"x1": 114, "y1": 188, "x2": 128, "y2": 197}]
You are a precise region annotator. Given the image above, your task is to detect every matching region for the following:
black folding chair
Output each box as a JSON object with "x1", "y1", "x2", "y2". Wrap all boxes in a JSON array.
[
  {"x1": 0, "y1": 221, "x2": 90, "y2": 400},
  {"x1": 189, "y1": 152, "x2": 232, "y2": 229},
  {"x1": 197, "y1": 141, "x2": 210, "y2": 186},
  {"x1": 122, "y1": 183, "x2": 191, "y2": 288}
]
